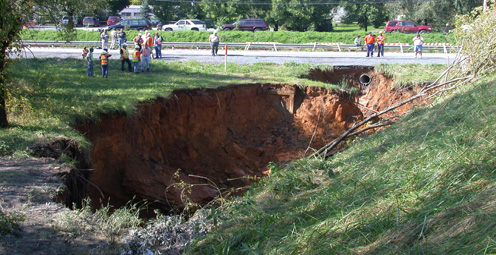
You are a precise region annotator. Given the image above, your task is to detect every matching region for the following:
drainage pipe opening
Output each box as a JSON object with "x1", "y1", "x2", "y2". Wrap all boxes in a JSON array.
[{"x1": 359, "y1": 74, "x2": 371, "y2": 85}]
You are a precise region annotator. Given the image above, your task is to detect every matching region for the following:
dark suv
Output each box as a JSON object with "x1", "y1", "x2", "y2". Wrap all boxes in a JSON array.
[
  {"x1": 222, "y1": 18, "x2": 269, "y2": 32},
  {"x1": 384, "y1": 20, "x2": 432, "y2": 34},
  {"x1": 108, "y1": 19, "x2": 151, "y2": 30}
]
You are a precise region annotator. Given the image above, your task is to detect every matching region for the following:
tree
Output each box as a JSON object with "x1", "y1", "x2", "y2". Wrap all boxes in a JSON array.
[
  {"x1": 0, "y1": 0, "x2": 32, "y2": 127},
  {"x1": 140, "y1": 0, "x2": 152, "y2": 19},
  {"x1": 386, "y1": 0, "x2": 484, "y2": 29},
  {"x1": 33, "y1": 0, "x2": 109, "y2": 31},
  {"x1": 108, "y1": 0, "x2": 130, "y2": 15},
  {"x1": 149, "y1": 0, "x2": 176, "y2": 23},
  {"x1": 267, "y1": 0, "x2": 334, "y2": 31},
  {"x1": 343, "y1": 2, "x2": 387, "y2": 31}
]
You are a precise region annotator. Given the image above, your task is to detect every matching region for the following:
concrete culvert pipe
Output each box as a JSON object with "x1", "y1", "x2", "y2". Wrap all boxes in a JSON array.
[{"x1": 359, "y1": 74, "x2": 371, "y2": 85}]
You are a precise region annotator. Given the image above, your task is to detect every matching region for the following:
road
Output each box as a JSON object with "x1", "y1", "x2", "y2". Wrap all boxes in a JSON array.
[{"x1": 19, "y1": 47, "x2": 456, "y2": 66}]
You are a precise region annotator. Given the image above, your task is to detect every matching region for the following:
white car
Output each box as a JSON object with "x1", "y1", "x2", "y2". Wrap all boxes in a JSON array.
[{"x1": 162, "y1": 19, "x2": 207, "y2": 31}]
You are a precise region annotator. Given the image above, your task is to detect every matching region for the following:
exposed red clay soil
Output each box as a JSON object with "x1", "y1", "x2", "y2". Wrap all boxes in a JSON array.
[{"x1": 74, "y1": 67, "x2": 426, "y2": 213}]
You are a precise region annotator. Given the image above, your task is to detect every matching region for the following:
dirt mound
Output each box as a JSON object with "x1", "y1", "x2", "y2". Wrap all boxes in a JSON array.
[{"x1": 74, "y1": 67, "x2": 425, "y2": 213}]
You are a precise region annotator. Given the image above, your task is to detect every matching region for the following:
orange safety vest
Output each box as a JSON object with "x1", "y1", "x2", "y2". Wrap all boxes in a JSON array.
[
  {"x1": 132, "y1": 50, "x2": 141, "y2": 62},
  {"x1": 144, "y1": 36, "x2": 153, "y2": 46},
  {"x1": 121, "y1": 48, "x2": 129, "y2": 59},
  {"x1": 364, "y1": 34, "x2": 375, "y2": 44},
  {"x1": 100, "y1": 54, "x2": 108, "y2": 65},
  {"x1": 377, "y1": 35, "x2": 386, "y2": 45}
]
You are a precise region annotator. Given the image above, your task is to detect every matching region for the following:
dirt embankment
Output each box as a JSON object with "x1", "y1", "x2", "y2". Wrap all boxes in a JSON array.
[
  {"x1": 76, "y1": 84, "x2": 361, "y2": 212},
  {"x1": 71, "y1": 66, "x2": 425, "y2": 213}
]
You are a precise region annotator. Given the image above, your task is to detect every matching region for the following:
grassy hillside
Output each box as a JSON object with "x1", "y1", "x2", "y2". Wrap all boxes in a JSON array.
[{"x1": 187, "y1": 73, "x2": 496, "y2": 254}]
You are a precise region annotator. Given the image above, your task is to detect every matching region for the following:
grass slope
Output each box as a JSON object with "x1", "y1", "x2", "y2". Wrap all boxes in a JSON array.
[{"x1": 188, "y1": 74, "x2": 496, "y2": 254}]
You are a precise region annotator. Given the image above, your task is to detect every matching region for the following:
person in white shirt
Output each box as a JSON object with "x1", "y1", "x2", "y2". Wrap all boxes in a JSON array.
[
  {"x1": 209, "y1": 30, "x2": 220, "y2": 56},
  {"x1": 413, "y1": 33, "x2": 424, "y2": 58}
]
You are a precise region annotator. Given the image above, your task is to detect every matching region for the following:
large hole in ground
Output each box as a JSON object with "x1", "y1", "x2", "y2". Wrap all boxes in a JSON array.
[{"x1": 67, "y1": 66, "x2": 426, "y2": 213}]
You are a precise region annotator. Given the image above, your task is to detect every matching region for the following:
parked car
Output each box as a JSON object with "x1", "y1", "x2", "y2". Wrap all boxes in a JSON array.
[
  {"x1": 384, "y1": 20, "x2": 432, "y2": 34},
  {"x1": 83, "y1": 16, "x2": 99, "y2": 27},
  {"x1": 162, "y1": 19, "x2": 206, "y2": 31},
  {"x1": 108, "y1": 19, "x2": 152, "y2": 30},
  {"x1": 106, "y1": 16, "x2": 121, "y2": 26},
  {"x1": 222, "y1": 18, "x2": 269, "y2": 32},
  {"x1": 23, "y1": 20, "x2": 37, "y2": 28},
  {"x1": 60, "y1": 16, "x2": 78, "y2": 26}
]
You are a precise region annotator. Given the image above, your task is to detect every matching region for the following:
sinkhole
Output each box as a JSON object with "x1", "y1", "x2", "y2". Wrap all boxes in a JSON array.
[{"x1": 60, "y1": 66, "x2": 424, "y2": 214}]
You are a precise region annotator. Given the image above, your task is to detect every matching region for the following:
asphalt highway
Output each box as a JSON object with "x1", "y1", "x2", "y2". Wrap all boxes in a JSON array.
[{"x1": 19, "y1": 47, "x2": 456, "y2": 66}]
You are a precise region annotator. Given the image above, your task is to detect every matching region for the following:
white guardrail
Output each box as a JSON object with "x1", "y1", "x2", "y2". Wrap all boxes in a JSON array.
[{"x1": 20, "y1": 40, "x2": 457, "y2": 54}]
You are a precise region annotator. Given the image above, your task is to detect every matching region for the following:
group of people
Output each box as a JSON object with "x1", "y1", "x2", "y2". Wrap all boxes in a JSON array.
[
  {"x1": 354, "y1": 31, "x2": 424, "y2": 58},
  {"x1": 86, "y1": 30, "x2": 165, "y2": 77}
]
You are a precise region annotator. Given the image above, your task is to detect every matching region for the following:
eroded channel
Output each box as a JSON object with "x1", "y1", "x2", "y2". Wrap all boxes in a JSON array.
[{"x1": 60, "y1": 66, "x2": 425, "y2": 213}]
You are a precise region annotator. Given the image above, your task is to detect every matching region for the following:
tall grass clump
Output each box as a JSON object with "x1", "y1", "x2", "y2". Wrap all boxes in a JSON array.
[{"x1": 54, "y1": 199, "x2": 143, "y2": 243}]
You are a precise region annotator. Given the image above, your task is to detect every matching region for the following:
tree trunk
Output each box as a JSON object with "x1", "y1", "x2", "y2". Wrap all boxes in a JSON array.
[
  {"x1": 0, "y1": 79, "x2": 8, "y2": 128},
  {"x1": 0, "y1": 47, "x2": 9, "y2": 128}
]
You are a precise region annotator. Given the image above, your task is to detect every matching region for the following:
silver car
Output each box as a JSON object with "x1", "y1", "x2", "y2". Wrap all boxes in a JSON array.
[{"x1": 162, "y1": 19, "x2": 207, "y2": 31}]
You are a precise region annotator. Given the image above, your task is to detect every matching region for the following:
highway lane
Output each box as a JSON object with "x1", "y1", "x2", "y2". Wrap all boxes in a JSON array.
[{"x1": 19, "y1": 47, "x2": 456, "y2": 66}]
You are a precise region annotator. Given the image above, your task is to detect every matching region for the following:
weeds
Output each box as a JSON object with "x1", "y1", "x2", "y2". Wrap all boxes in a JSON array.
[
  {"x1": 121, "y1": 209, "x2": 213, "y2": 254},
  {"x1": 0, "y1": 206, "x2": 25, "y2": 237},
  {"x1": 54, "y1": 198, "x2": 144, "y2": 243}
]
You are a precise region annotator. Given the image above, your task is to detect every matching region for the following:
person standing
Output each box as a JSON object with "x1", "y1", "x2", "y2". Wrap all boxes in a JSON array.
[
  {"x1": 86, "y1": 47, "x2": 94, "y2": 77},
  {"x1": 118, "y1": 28, "x2": 127, "y2": 49},
  {"x1": 364, "y1": 32, "x2": 375, "y2": 57},
  {"x1": 376, "y1": 31, "x2": 386, "y2": 57},
  {"x1": 143, "y1": 31, "x2": 153, "y2": 47},
  {"x1": 413, "y1": 33, "x2": 424, "y2": 58},
  {"x1": 99, "y1": 49, "x2": 112, "y2": 78},
  {"x1": 120, "y1": 43, "x2": 132, "y2": 72},
  {"x1": 132, "y1": 45, "x2": 141, "y2": 74},
  {"x1": 141, "y1": 44, "x2": 152, "y2": 72},
  {"x1": 354, "y1": 35, "x2": 362, "y2": 46},
  {"x1": 133, "y1": 33, "x2": 143, "y2": 51},
  {"x1": 209, "y1": 30, "x2": 220, "y2": 56},
  {"x1": 100, "y1": 29, "x2": 109, "y2": 49},
  {"x1": 81, "y1": 46, "x2": 89, "y2": 59},
  {"x1": 110, "y1": 29, "x2": 117, "y2": 49},
  {"x1": 153, "y1": 32, "x2": 163, "y2": 59}
]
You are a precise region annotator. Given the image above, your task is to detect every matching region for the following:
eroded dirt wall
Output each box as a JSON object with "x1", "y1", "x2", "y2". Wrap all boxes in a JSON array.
[
  {"x1": 77, "y1": 84, "x2": 363, "y2": 212},
  {"x1": 307, "y1": 66, "x2": 428, "y2": 119}
]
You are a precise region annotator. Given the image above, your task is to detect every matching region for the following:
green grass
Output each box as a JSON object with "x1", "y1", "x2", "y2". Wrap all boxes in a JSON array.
[
  {"x1": 20, "y1": 29, "x2": 455, "y2": 45},
  {"x1": 375, "y1": 63, "x2": 447, "y2": 88},
  {"x1": 1, "y1": 59, "x2": 445, "y2": 158},
  {"x1": 186, "y1": 73, "x2": 496, "y2": 254}
]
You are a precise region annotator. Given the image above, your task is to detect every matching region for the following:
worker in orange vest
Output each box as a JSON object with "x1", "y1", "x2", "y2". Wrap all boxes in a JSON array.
[
  {"x1": 143, "y1": 31, "x2": 153, "y2": 47},
  {"x1": 364, "y1": 32, "x2": 376, "y2": 57},
  {"x1": 376, "y1": 31, "x2": 386, "y2": 57},
  {"x1": 132, "y1": 44, "x2": 141, "y2": 74},
  {"x1": 99, "y1": 47, "x2": 112, "y2": 78}
]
